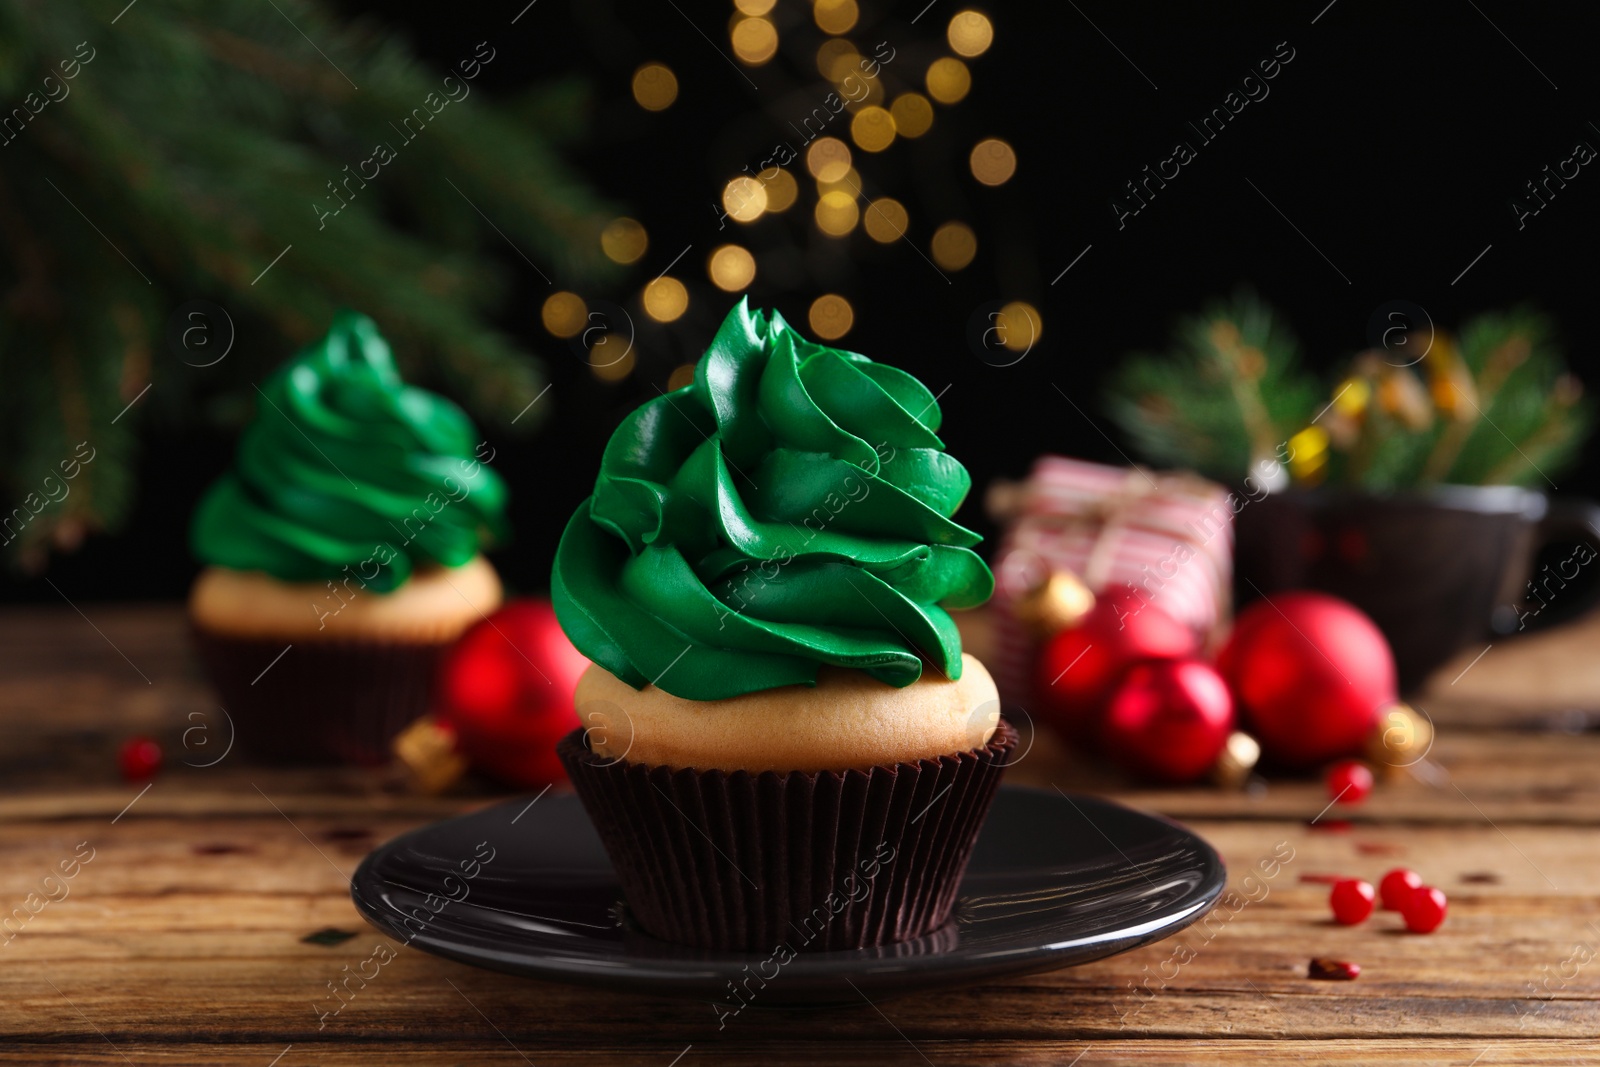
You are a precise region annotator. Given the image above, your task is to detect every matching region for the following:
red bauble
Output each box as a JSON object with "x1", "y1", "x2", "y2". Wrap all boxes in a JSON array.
[
  {"x1": 118, "y1": 736, "x2": 162, "y2": 783},
  {"x1": 1219, "y1": 592, "x2": 1395, "y2": 770},
  {"x1": 1099, "y1": 659, "x2": 1235, "y2": 783},
  {"x1": 436, "y1": 598, "x2": 589, "y2": 789},
  {"x1": 1325, "y1": 760, "x2": 1375, "y2": 804},
  {"x1": 1036, "y1": 588, "x2": 1199, "y2": 742}
]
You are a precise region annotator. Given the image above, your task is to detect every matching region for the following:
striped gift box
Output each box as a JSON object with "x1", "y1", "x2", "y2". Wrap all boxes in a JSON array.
[{"x1": 986, "y1": 457, "x2": 1234, "y2": 712}]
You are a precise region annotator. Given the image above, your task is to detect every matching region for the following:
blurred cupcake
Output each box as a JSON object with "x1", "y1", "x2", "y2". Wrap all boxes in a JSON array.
[
  {"x1": 189, "y1": 311, "x2": 508, "y2": 764},
  {"x1": 554, "y1": 299, "x2": 1012, "y2": 952}
]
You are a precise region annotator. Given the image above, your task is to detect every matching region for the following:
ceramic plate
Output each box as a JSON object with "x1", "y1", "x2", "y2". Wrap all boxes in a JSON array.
[{"x1": 351, "y1": 786, "x2": 1225, "y2": 1005}]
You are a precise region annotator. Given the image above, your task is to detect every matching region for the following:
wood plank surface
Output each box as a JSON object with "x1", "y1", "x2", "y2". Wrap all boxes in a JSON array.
[{"x1": 3, "y1": 605, "x2": 1599, "y2": 1065}]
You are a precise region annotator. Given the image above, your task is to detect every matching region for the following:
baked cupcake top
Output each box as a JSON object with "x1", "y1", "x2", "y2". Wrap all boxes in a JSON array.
[
  {"x1": 191, "y1": 311, "x2": 507, "y2": 593},
  {"x1": 552, "y1": 298, "x2": 992, "y2": 700}
]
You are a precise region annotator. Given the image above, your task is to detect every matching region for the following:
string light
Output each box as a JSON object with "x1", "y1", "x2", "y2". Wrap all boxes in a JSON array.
[
  {"x1": 630, "y1": 63, "x2": 677, "y2": 111},
  {"x1": 815, "y1": 191, "x2": 861, "y2": 236},
  {"x1": 731, "y1": 17, "x2": 778, "y2": 65},
  {"x1": 642, "y1": 277, "x2": 688, "y2": 322},
  {"x1": 969, "y1": 138, "x2": 1016, "y2": 185},
  {"x1": 805, "y1": 137, "x2": 852, "y2": 183},
  {"x1": 888, "y1": 93, "x2": 934, "y2": 139},
  {"x1": 863, "y1": 198, "x2": 908, "y2": 243},
  {"x1": 708, "y1": 245, "x2": 757, "y2": 291},
  {"x1": 947, "y1": 11, "x2": 994, "y2": 57},
  {"x1": 813, "y1": 0, "x2": 859, "y2": 34},
  {"x1": 722, "y1": 176, "x2": 768, "y2": 223},
  {"x1": 850, "y1": 106, "x2": 896, "y2": 152},
  {"x1": 600, "y1": 217, "x2": 648, "y2": 264},
  {"x1": 541, "y1": 292, "x2": 586, "y2": 337},
  {"x1": 667, "y1": 362, "x2": 697, "y2": 390},
  {"x1": 809, "y1": 294, "x2": 854, "y2": 339},
  {"x1": 995, "y1": 301, "x2": 1041, "y2": 351},
  {"x1": 931, "y1": 222, "x2": 977, "y2": 269},
  {"x1": 926, "y1": 57, "x2": 972, "y2": 104},
  {"x1": 759, "y1": 167, "x2": 798, "y2": 211}
]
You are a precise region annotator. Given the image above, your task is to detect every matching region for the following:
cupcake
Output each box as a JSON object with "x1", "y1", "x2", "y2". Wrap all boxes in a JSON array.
[
  {"x1": 189, "y1": 311, "x2": 508, "y2": 764},
  {"x1": 553, "y1": 299, "x2": 1012, "y2": 952}
]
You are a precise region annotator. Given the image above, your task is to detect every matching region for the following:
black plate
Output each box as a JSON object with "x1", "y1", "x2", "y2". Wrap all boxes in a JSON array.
[{"x1": 351, "y1": 786, "x2": 1225, "y2": 1005}]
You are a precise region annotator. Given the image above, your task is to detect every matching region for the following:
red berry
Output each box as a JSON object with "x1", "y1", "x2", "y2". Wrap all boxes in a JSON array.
[
  {"x1": 1329, "y1": 878, "x2": 1376, "y2": 925},
  {"x1": 1402, "y1": 886, "x2": 1448, "y2": 932},
  {"x1": 1325, "y1": 760, "x2": 1374, "y2": 804},
  {"x1": 118, "y1": 736, "x2": 162, "y2": 782},
  {"x1": 1379, "y1": 867, "x2": 1423, "y2": 911},
  {"x1": 1308, "y1": 958, "x2": 1361, "y2": 980}
]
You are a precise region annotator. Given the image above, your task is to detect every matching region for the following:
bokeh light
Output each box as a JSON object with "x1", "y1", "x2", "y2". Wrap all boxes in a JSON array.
[
  {"x1": 851, "y1": 106, "x2": 896, "y2": 152},
  {"x1": 931, "y1": 222, "x2": 977, "y2": 269},
  {"x1": 541, "y1": 291, "x2": 586, "y2": 337},
  {"x1": 642, "y1": 277, "x2": 688, "y2": 323},
  {"x1": 926, "y1": 57, "x2": 972, "y2": 104},
  {"x1": 813, "y1": 0, "x2": 859, "y2": 34},
  {"x1": 805, "y1": 137, "x2": 852, "y2": 183},
  {"x1": 995, "y1": 301, "x2": 1041, "y2": 352},
  {"x1": 759, "y1": 167, "x2": 798, "y2": 211},
  {"x1": 969, "y1": 138, "x2": 1017, "y2": 185},
  {"x1": 731, "y1": 17, "x2": 778, "y2": 65},
  {"x1": 589, "y1": 341, "x2": 635, "y2": 383},
  {"x1": 708, "y1": 244, "x2": 757, "y2": 291},
  {"x1": 816, "y1": 166, "x2": 860, "y2": 198},
  {"x1": 630, "y1": 63, "x2": 677, "y2": 111},
  {"x1": 863, "y1": 198, "x2": 908, "y2": 243},
  {"x1": 722, "y1": 176, "x2": 768, "y2": 223},
  {"x1": 667, "y1": 362, "x2": 697, "y2": 390},
  {"x1": 815, "y1": 191, "x2": 861, "y2": 236},
  {"x1": 734, "y1": 0, "x2": 775, "y2": 13},
  {"x1": 889, "y1": 93, "x2": 934, "y2": 138},
  {"x1": 809, "y1": 294, "x2": 854, "y2": 339},
  {"x1": 600, "y1": 217, "x2": 648, "y2": 264},
  {"x1": 817, "y1": 39, "x2": 859, "y2": 81},
  {"x1": 947, "y1": 11, "x2": 994, "y2": 57}
]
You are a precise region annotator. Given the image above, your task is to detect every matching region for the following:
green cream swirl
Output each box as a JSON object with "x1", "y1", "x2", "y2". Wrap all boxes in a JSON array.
[
  {"x1": 191, "y1": 311, "x2": 508, "y2": 592},
  {"x1": 552, "y1": 298, "x2": 992, "y2": 700}
]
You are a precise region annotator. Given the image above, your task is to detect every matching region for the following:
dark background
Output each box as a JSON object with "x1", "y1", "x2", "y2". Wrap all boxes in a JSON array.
[{"x1": 9, "y1": 0, "x2": 1600, "y2": 602}]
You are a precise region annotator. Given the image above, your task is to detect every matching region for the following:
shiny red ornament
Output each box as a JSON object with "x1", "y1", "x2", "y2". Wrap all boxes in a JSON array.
[
  {"x1": 1099, "y1": 659, "x2": 1235, "y2": 783},
  {"x1": 1330, "y1": 879, "x2": 1376, "y2": 925},
  {"x1": 1325, "y1": 760, "x2": 1375, "y2": 804},
  {"x1": 1218, "y1": 592, "x2": 1395, "y2": 770},
  {"x1": 118, "y1": 736, "x2": 163, "y2": 783},
  {"x1": 1403, "y1": 886, "x2": 1448, "y2": 932},
  {"x1": 1379, "y1": 867, "x2": 1423, "y2": 911},
  {"x1": 436, "y1": 598, "x2": 589, "y2": 789},
  {"x1": 1036, "y1": 588, "x2": 1199, "y2": 742}
]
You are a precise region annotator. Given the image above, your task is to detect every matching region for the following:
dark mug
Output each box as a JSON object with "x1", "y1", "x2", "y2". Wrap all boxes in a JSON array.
[{"x1": 1232, "y1": 486, "x2": 1600, "y2": 693}]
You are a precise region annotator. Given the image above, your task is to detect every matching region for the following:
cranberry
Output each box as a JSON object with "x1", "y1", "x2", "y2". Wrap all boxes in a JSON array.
[
  {"x1": 1330, "y1": 878, "x2": 1376, "y2": 925},
  {"x1": 118, "y1": 736, "x2": 162, "y2": 782},
  {"x1": 1403, "y1": 886, "x2": 1448, "y2": 933},
  {"x1": 1325, "y1": 760, "x2": 1374, "y2": 804},
  {"x1": 1379, "y1": 867, "x2": 1423, "y2": 911},
  {"x1": 1308, "y1": 958, "x2": 1360, "y2": 980}
]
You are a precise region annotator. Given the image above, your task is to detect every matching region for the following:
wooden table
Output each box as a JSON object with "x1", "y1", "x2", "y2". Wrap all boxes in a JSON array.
[{"x1": 3, "y1": 605, "x2": 1599, "y2": 1065}]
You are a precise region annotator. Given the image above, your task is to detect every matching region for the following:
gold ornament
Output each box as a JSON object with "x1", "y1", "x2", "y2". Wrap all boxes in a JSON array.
[
  {"x1": 1364, "y1": 702, "x2": 1433, "y2": 778},
  {"x1": 391, "y1": 716, "x2": 468, "y2": 795},
  {"x1": 1210, "y1": 731, "x2": 1261, "y2": 789},
  {"x1": 1013, "y1": 568, "x2": 1095, "y2": 636}
]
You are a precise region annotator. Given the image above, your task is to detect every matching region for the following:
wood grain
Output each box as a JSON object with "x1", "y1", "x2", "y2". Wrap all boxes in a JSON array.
[{"x1": 3, "y1": 605, "x2": 1600, "y2": 1065}]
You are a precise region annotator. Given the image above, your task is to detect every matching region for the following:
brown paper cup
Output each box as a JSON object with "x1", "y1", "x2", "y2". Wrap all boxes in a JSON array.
[
  {"x1": 191, "y1": 625, "x2": 448, "y2": 765},
  {"x1": 557, "y1": 718, "x2": 1017, "y2": 952}
]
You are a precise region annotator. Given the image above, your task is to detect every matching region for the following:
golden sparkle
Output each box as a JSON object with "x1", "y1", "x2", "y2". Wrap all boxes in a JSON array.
[
  {"x1": 642, "y1": 277, "x2": 689, "y2": 323},
  {"x1": 863, "y1": 198, "x2": 908, "y2": 243},
  {"x1": 995, "y1": 301, "x2": 1041, "y2": 352},
  {"x1": 947, "y1": 10, "x2": 994, "y2": 57},
  {"x1": 815, "y1": 191, "x2": 861, "y2": 236},
  {"x1": 926, "y1": 57, "x2": 972, "y2": 104},
  {"x1": 708, "y1": 244, "x2": 757, "y2": 291},
  {"x1": 722, "y1": 175, "x2": 769, "y2": 223},
  {"x1": 850, "y1": 105, "x2": 896, "y2": 152},
  {"x1": 931, "y1": 221, "x2": 977, "y2": 269},
  {"x1": 805, "y1": 137, "x2": 853, "y2": 183},
  {"x1": 540, "y1": 291, "x2": 586, "y2": 338},
  {"x1": 889, "y1": 92, "x2": 934, "y2": 138},
  {"x1": 969, "y1": 138, "x2": 1017, "y2": 185},
  {"x1": 600, "y1": 217, "x2": 648, "y2": 264},
  {"x1": 809, "y1": 294, "x2": 854, "y2": 339},
  {"x1": 813, "y1": 0, "x2": 859, "y2": 35},
  {"x1": 630, "y1": 63, "x2": 678, "y2": 111},
  {"x1": 667, "y1": 362, "x2": 698, "y2": 390},
  {"x1": 731, "y1": 17, "x2": 778, "y2": 65}
]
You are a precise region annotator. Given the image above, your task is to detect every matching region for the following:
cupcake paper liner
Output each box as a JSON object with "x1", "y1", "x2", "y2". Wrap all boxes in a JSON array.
[
  {"x1": 191, "y1": 625, "x2": 448, "y2": 765},
  {"x1": 557, "y1": 718, "x2": 1018, "y2": 953}
]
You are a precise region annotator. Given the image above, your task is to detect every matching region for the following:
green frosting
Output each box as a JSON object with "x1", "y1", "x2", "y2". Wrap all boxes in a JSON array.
[
  {"x1": 191, "y1": 311, "x2": 507, "y2": 592},
  {"x1": 552, "y1": 298, "x2": 993, "y2": 700}
]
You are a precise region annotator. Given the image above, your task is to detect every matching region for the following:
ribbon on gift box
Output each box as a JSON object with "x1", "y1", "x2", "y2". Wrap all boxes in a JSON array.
[{"x1": 985, "y1": 456, "x2": 1235, "y2": 709}]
